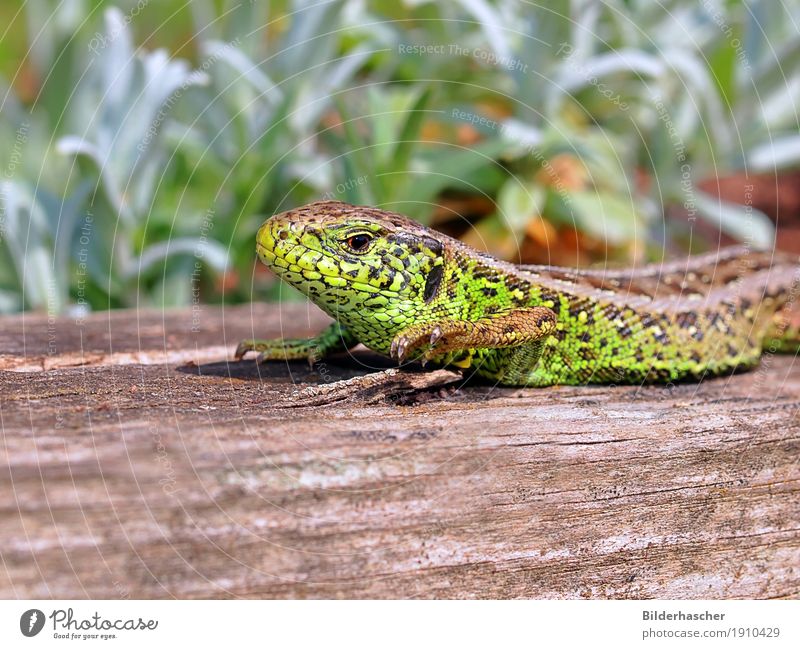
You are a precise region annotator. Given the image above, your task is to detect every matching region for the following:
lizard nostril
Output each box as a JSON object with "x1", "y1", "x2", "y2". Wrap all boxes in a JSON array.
[{"x1": 278, "y1": 230, "x2": 289, "y2": 240}]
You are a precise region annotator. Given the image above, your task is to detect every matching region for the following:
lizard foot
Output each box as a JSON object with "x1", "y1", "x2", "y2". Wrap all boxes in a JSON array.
[
  {"x1": 255, "y1": 349, "x2": 319, "y2": 368},
  {"x1": 390, "y1": 325, "x2": 446, "y2": 364},
  {"x1": 235, "y1": 339, "x2": 258, "y2": 360},
  {"x1": 236, "y1": 338, "x2": 319, "y2": 365},
  {"x1": 389, "y1": 307, "x2": 557, "y2": 366}
]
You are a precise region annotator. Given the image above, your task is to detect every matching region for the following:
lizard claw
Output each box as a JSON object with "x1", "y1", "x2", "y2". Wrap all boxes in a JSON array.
[
  {"x1": 390, "y1": 335, "x2": 411, "y2": 363},
  {"x1": 396, "y1": 338, "x2": 409, "y2": 363},
  {"x1": 306, "y1": 349, "x2": 320, "y2": 369},
  {"x1": 391, "y1": 325, "x2": 445, "y2": 365}
]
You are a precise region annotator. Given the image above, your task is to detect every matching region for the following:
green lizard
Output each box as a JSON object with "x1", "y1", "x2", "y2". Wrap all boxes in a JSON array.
[{"x1": 236, "y1": 200, "x2": 800, "y2": 386}]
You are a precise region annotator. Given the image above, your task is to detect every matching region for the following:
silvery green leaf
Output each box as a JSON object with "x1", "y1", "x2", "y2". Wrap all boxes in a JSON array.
[
  {"x1": 559, "y1": 49, "x2": 665, "y2": 92},
  {"x1": 289, "y1": 45, "x2": 374, "y2": 132},
  {"x1": 60, "y1": 11, "x2": 208, "y2": 222},
  {"x1": 100, "y1": 7, "x2": 135, "y2": 108},
  {"x1": 758, "y1": 76, "x2": 800, "y2": 129},
  {"x1": 456, "y1": 0, "x2": 511, "y2": 61},
  {"x1": 566, "y1": 190, "x2": 642, "y2": 245},
  {"x1": 201, "y1": 40, "x2": 281, "y2": 102},
  {"x1": 571, "y1": 1, "x2": 601, "y2": 60},
  {"x1": 402, "y1": 138, "x2": 513, "y2": 217},
  {"x1": 55, "y1": 135, "x2": 101, "y2": 161},
  {"x1": 748, "y1": 134, "x2": 800, "y2": 170},
  {"x1": 497, "y1": 179, "x2": 546, "y2": 234},
  {"x1": 154, "y1": 259, "x2": 195, "y2": 307},
  {"x1": 287, "y1": 153, "x2": 335, "y2": 193},
  {"x1": 280, "y1": 0, "x2": 344, "y2": 79},
  {"x1": 189, "y1": 0, "x2": 220, "y2": 42},
  {"x1": 751, "y1": 34, "x2": 800, "y2": 95},
  {"x1": 498, "y1": 119, "x2": 543, "y2": 150},
  {"x1": 0, "y1": 289, "x2": 22, "y2": 314},
  {"x1": 130, "y1": 237, "x2": 229, "y2": 280},
  {"x1": 662, "y1": 48, "x2": 731, "y2": 154},
  {"x1": 24, "y1": 0, "x2": 86, "y2": 74},
  {"x1": 56, "y1": 135, "x2": 129, "y2": 222},
  {"x1": 0, "y1": 180, "x2": 59, "y2": 311},
  {"x1": 694, "y1": 190, "x2": 775, "y2": 250},
  {"x1": 0, "y1": 180, "x2": 23, "y2": 273},
  {"x1": 34, "y1": 181, "x2": 93, "y2": 298}
]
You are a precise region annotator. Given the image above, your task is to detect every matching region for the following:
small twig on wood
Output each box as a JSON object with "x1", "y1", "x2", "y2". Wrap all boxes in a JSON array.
[{"x1": 274, "y1": 368, "x2": 463, "y2": 408}]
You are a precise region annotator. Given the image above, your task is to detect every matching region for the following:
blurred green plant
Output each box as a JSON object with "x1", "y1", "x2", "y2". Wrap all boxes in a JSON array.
[{"x1": 0, "y1": 0, "x2": 798, "y2": 314}]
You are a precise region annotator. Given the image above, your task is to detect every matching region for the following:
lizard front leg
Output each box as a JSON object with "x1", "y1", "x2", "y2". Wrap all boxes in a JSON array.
[
  {"x1": 389, "y1": 306, "x2": 557, "y2": 363},
  {"x1": 235, "y1": 321, "x2": 357, "y2": 365}
]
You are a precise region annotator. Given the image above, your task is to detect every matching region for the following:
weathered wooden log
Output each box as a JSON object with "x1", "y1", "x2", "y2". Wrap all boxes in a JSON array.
[{"x1": 0, "y1": 304, "x2": 798, "y2": 598}]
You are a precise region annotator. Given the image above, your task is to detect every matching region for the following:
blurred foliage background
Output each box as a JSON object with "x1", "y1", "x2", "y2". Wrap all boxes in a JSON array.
[{"x1": 1, "y1": 0, "x2": 799, "y2": 314}]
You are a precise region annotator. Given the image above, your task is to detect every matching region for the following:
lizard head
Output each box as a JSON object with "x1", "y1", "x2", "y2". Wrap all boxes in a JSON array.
[{"x1": 256, "y1": 201, "x2": 446, "y2": 324}]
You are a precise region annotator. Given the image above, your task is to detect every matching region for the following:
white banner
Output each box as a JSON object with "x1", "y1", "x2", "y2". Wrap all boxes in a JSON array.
[{"x1": 0, "y1": 600, "x2": 796, "y2": 648}]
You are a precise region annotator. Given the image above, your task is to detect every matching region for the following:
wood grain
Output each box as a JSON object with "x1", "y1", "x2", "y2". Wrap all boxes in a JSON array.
[{"x1": 0, "y1": 304, "x2": 798, "y2": 598}]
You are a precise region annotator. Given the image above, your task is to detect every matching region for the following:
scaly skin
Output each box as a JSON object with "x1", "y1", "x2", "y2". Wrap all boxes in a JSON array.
[{"x1": 236, "y1": 200, "x2": 800, "y2": 386}]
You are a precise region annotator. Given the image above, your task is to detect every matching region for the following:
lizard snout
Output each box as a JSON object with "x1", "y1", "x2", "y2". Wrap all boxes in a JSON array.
[
  {"x1": 256, "y1": 212, "x2": 316, "y2": 268},
  {"x1": 256, "y1": 218, "x2": 284, "y2": 264}
]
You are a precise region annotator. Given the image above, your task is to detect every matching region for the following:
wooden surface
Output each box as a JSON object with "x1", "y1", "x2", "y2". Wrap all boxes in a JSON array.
[{"x1": 0, "y1": 303, "x2": 798, "y2": 599}]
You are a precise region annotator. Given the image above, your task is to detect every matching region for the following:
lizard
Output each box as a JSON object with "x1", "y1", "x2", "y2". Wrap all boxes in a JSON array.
[{"x1": 235, "y1": 200, "x2": 800, "y2": 387}]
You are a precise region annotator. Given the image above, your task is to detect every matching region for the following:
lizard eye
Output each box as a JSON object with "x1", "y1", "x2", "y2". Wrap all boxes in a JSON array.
[{"x1": 345, "y1": 233, "x2": 373, "y2": 252}]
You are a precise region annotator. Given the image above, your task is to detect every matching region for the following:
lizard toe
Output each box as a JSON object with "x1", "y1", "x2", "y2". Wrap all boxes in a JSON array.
[
  {"x1": 235, "y1": 340, "x2": 255, "y2": 360},
  {"x1": 396, "y1": 338, "x2": 409, "y2": 363}
]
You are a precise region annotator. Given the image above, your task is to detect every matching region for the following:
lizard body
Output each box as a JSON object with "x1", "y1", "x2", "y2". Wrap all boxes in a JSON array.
[{"x1": 237, "y1": 201, "x2": 800, "y2": 387}]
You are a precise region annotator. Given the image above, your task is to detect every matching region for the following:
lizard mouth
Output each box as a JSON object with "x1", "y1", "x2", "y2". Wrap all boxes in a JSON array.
[{"x1": 255, "y1": 240, "x2": 275, "y2": 265}]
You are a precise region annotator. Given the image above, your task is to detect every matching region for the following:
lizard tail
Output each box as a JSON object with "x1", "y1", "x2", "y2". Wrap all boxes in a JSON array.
[
  {"x1": 764, "y1": 301, "x2": 800, "y2": 353},
  {"x1": 747, "y1": 251, "x2": 800, "y2": 354}
]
